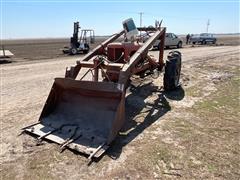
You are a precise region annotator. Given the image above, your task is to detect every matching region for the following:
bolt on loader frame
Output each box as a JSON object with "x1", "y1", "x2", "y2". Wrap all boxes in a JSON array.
[{"x1": 23, "y1": 24, "x2": 182, "y2": 160}]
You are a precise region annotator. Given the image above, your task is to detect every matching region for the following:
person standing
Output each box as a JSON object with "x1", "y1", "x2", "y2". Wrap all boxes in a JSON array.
[{"x1": 186, "y1": 34, "x2": 190, "y2": 44}]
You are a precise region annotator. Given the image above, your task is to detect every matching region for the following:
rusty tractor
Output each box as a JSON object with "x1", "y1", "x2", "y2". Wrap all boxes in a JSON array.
[{"x1": 23, "y1": 18, "x2": 182, "y2": 160}]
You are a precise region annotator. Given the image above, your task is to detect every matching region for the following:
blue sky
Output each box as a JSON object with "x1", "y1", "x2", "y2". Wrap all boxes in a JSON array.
[{"x1": 1, "y1": 0, "x2": 239, "y2": 39}]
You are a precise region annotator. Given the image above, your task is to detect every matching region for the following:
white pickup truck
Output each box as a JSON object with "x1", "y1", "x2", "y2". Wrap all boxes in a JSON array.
[{"x1": 153, "y1": 33, "x2": 183, "y2": 49}]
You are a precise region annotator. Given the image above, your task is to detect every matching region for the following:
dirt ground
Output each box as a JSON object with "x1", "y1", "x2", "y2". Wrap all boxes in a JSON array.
[
  {"x1": 0, "y1": 38, "x2": 240, "y2": 179},
  {"x1": 1, "y1": 37, "x2": 107, "y2": 62}
]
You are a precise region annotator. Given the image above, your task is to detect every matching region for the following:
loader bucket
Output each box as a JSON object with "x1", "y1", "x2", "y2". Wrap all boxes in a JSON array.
[{"x1": 24, "y1": 78, "x2": 125, "y2": 158}]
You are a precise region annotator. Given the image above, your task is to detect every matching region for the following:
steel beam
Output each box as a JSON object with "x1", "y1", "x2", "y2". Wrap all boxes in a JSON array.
[{"x1": 118, "y1": 28, "x2": 166, "y2": 86}]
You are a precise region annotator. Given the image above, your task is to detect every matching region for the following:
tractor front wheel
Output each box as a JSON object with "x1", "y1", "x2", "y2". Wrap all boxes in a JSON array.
[
  {"x1": 70, "y1": 48, "x2": 78, "y2": 55},
  {"x1": 163, "y1": 51, "x2": 182, "y2": 91}
]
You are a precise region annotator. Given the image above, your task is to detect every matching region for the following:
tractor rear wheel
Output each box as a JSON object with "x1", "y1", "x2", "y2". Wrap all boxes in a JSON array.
[{"x1": 163, "y1": 51, "x2": 182, "y2": 91}]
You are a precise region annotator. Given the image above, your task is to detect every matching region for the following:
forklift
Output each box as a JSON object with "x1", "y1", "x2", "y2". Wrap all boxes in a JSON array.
[{"x1": 62, "y1": 22, "x2": 95, "y2": 55}]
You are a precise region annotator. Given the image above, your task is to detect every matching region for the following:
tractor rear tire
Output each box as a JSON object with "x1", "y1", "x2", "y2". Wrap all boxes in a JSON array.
[{"x1": 163, "y1": 51, "x2": 182, "y2": 91}]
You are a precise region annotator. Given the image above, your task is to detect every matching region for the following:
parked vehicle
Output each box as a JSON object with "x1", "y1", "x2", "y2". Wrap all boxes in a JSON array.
[
  {"x1": 190, "y1": 33, "x2": 217, "y2": 44},
  {"x1": 62, "y1": 22, "x2": 95, "y2": 55},
  {"x1": 153, "y1": 33, "x2": 183, "y2": 49}
]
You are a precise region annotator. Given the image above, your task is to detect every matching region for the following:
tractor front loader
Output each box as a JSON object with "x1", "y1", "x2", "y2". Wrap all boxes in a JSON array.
[{"x1": 23, "y1": 19, "x2": 182, "y2": 160}]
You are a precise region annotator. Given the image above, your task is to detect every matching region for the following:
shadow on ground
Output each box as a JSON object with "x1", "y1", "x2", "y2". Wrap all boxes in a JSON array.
[
  {"x1": 99, "y1": 82, "x2": 185, "y2": 161},
  {"x1": 0, "y1": 59, "x2": 12, "y2": 64}
]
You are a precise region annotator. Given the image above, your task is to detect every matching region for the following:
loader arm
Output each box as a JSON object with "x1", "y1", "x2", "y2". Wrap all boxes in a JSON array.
[
  {"x1": 66, "y1": 30, "x2": 125, "y2": 79},
  {"x1": 118, "y1": 27, "x2": 166, "y2": 87}
]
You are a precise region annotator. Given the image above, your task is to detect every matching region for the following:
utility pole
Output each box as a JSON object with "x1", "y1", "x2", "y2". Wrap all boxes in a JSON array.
[
  {"x1": 139, "y1": 12, "x2": 144, "y2": 27},
  {"x1": 206, "y1": 19, "x2": 210, "y2": 33}
]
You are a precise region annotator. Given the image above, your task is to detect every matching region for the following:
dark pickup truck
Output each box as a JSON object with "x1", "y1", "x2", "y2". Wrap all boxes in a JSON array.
[{"x1": 190, "y1": 33, "x2": 217, "y2": 44}]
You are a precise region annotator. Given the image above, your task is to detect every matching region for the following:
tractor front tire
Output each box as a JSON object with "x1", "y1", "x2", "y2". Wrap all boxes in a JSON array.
[{"x1": 163, "y1": 51, "x2": 182, "y2": 91}]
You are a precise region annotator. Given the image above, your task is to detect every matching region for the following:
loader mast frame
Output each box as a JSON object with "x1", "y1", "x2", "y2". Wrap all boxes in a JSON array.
[{"x1": 66, "y1": 27, "x2": 166, "y2": 87}]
